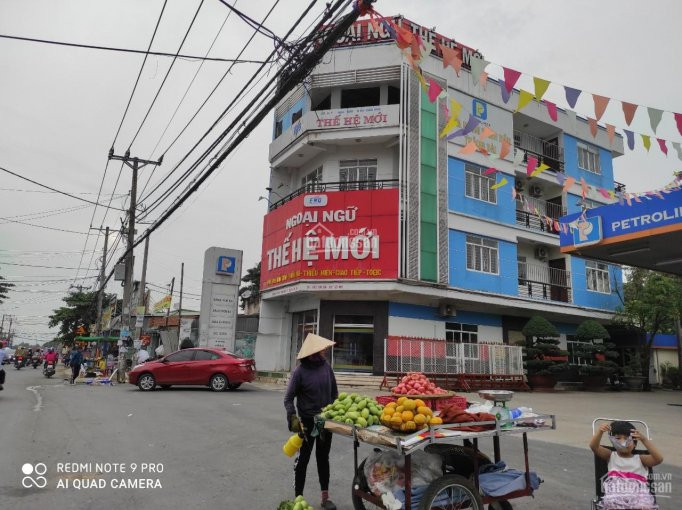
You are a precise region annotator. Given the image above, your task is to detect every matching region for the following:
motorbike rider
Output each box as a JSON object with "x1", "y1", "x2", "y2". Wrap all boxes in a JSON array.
[
  {"x1": 0, "y1": 346, "x2": 7, "y2": 390},
  {"x1": 44, "y1": 348, "x2": 58, "y2": 368}
]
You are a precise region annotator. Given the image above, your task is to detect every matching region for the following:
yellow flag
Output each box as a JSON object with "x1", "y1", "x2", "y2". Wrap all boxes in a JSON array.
[
  {"x1": 530, "y1": 163, "x2": 551, "y2": 177},
  {"x1": 439, "y1": 99, "x2": 462, "y2": 138},
  {"x1": 515, "y1": 89, "x2": 534, "y2": 113},
  {"x1": 491, "y1": 177, "x2": 508, "y2": 190},
  {"x1": 533, "y1": 77, "x2": 551, "y2": 101},
  {"x1": 153, "y1": 295, "x2": 172, "y2": 313},
  {"x1": 641, "y1": 134, "x2": 651, "y2": 152}
]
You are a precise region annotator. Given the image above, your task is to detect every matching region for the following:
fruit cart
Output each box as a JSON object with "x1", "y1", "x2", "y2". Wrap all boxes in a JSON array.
[{"x1": 322, "y1": 409, "x2": 556, "y2": 509}]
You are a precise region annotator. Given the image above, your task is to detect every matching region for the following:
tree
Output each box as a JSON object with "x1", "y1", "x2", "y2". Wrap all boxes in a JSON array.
[
  {"x1": 48, "y1": 290, "x2": 116, "y2": 345},
  {"x1": 574, "y1": 320, "x2": 618, "y2": 376},
  {"x1": 0, "y1": 270, "x2": 14, "y2": 304},
  {"x1": 522, "y1": 316, "x2": 567, "y2": 376},
  {"x1": 615, "y1": 268, "x2": 682, "y2": 390},
  {"x1": 239, "y1": 262, "x2": 261, "y2": 310}
]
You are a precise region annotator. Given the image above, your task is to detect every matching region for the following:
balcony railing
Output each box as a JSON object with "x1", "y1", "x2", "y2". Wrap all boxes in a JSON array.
[
  {"x1": 516, "y1": 195, "x2": 565, "y2": 234},
  {"x1": 517, "y1": 261, "x2": 572, "y2": 303},
  {"x1": 268, "y1": 179, "x2": 399, "y2": 211},
  {"x1": 513, "y1": 130, "x2": 564, "y2": 172}
]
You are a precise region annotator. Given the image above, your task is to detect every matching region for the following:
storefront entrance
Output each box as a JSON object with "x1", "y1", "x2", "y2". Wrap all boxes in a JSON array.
[
  {"x1": 332, "y1": 315, "x2": 374, "y2": 372},
  {"x1": 291, "y1": 310, "x2": 318, "y2": 369}
]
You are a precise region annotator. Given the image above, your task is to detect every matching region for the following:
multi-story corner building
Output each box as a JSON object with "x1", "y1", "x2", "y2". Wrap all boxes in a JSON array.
[{"x1": 254, "y1": 16, "x2": 625, "y2": 374}]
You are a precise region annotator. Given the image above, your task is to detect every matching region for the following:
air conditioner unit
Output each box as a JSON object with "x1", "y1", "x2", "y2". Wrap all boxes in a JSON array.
[
  {"x1": 438, "y1": 303, "x2": 455, "y2": 317},
  {"x1": 514, "y1": 179, "x2": 525, "y2": 192},
  {"x1": 529, "y1": 185, "x2": 543, "y2": 198},
  {"x1": 535, "y1": 246, "x2": 549, "y2": 260}
]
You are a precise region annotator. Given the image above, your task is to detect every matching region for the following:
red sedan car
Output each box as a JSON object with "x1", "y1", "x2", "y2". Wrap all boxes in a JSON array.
[{"x1": 128, "y1": 348, "x2": 255, "y2": 392}]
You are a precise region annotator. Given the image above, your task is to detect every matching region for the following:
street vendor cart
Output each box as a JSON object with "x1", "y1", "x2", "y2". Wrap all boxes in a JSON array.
[{"x1": 321, "y1": 401, "x2": 555, "y2": 509}]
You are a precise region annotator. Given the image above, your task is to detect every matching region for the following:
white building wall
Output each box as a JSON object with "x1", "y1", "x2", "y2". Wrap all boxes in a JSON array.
[
  {"x1": 388, "y1": 316, "x2": 446, "y2": 339},
  {"x1": 254, "y1": 299, "x2": 292, "y2": 371}
]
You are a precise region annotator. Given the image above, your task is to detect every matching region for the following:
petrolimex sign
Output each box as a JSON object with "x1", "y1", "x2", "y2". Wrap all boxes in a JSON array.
[
  {"x1": 572, "y1": 216, "x2": 602, "y2": 247},
  {"x1": 260, "y1": 188, "x2": 399, "y2": 290}
]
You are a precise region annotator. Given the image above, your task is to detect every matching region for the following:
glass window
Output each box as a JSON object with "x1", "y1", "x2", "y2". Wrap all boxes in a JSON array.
[
  {"x1": 291, "y1": 109, "x2": 303, "y2": 123},
  {"x1": 465, "y1": 164, "x2": 497, "y2": 203},
  {"x1": 577, "y1": 143, "x2": 601, "y2": 174},
  {"x1": 445, "y1": 323, "x2": 478, "y2": 356},
  {"x1": 166, "y1": 350, "x2": 195, "y2": 362},
  {"x1": 274, "y1": 120, "x2": 283, "y2": 138},
  {"x1": 341, "y1": 87, "x2": 380, "y2": 108},
  {"x1": 301, "y1": 167, "x2": 322, "y2": 189},
  {"x1": 194, "y1": 350, "x2": 220, "y2": 361},
  {"x1": 313, "y1": 94, "x2": 331, "y2": 111},
  {"x1": 466, "y1": 235, "x2": 499, "y2": 275},
  {"x1": 387, "y1": 85, "x2": 400, "y2": 105},
  {"x1": 339, "y1": 159, "x2": 377, "y2": 190},
  {"x1": 586, "y1": 260, "x2": 611, "y2": 293}
]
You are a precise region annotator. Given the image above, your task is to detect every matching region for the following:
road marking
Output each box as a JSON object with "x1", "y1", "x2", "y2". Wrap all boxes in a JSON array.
[{"x1": 26, "y1": 385, "x2": 43, "y2": 412}]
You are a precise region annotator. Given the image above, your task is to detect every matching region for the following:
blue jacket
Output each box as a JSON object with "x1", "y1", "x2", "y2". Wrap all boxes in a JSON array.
[{"x1": 69, "y1": 350, "x2": 83, "y2": 366}]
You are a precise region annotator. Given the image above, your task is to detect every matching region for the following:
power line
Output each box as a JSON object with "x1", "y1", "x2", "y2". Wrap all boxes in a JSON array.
[
  {"x1": 137, "y1": 0, "x2": 287, "y2": 210},
  {"x1": 98, "y1": 0, "x2": 364, "y2": 297},
  {"x1": 0, "y1": 261, "x2": 99, "y2": 270},
  {"x1": 0, "y1": 166, "x2": 126, "y2": 211},
  {"x1": 0, "y1": 33, "x2": 267, "y2": 64},
  {"x1": 0, "y1": 204, "x2": 91, "y2": 223},
  {"x1": 125, "y1": 0, "x2": 206, "y2": 152},
  {"x1": 0, "y1": 217, "x2": 90, "y2": 235},
  {"x1": 0, "y1": 188, "x2": 126, "y2": 196}
]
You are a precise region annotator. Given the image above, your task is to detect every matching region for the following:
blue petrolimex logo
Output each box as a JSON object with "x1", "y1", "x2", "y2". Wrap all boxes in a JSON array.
[
  {"x1": 216, "y1": 256, "x2": 236, "y2": 275},
  {"x1": 572, "y1": 216, "x2": 602, "y2": 247},
  {"x1": 472, "y1": 99, "x2": 488, "y2": 120}
]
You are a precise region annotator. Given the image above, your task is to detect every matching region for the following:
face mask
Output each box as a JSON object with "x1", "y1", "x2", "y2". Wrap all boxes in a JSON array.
[{"x1": 609, "y1": 435, "x2": 633, "y2": 450}]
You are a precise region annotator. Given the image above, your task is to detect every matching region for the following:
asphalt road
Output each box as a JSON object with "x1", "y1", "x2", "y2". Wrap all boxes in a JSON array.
[{"x1": 0, "y1": 367, "x2": 679, "y2": 509}]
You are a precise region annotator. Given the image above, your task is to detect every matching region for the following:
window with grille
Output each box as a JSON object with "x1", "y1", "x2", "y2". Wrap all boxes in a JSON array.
[
  {"x1": 445, "y1": 322, "x2": 478, "y2": 356},
  {"x1": 578, "y1": 143, "x2": 601, "y2": 174},
  {"x1": 465, "y1": 164, "x2": 497, "y2": 203},
  {"x1": 301, "y1": 167, "x2": 322, "y2": 189},
  {"x1": 339, "y1": 159, "x2": 377, "y2": 190},
  {"x1": 291, "y1": 109, "x2": 303, "y2": 123},
  {"x1": 586, "y1": 260, "x2": 611, "y2": 293},
  {"x1": 274, "y1": 120, "x2": 283, "y2": 138},
  {"x1": 466, "y1": 235, "x2": 499, "y2": 274}
]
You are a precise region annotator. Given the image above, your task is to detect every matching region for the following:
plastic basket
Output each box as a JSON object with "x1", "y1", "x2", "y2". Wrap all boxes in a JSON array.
[
  {"x1": 375, "y1": 395, "x2": 397, "y2": 406},
  {"x1": 435, "y1": 395, "x2": 468, "y2": 411}
]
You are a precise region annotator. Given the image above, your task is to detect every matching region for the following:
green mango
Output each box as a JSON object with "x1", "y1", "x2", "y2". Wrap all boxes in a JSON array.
[
  {"x1": 346, "y1": 412, "x2": 360, "y2": 420},
  {"x1": 349, "y1": 405, "x2": 358, "y2": 412},
  {"x1": 338, "y1": 392, "x2": 348, "y2": 400},
  {"x1": 361, "y1": 408, "x2": 370, "y2": 419},
  {"x1": 357, "y1": 400, "x2": 367, "y2": 410},
  {"x1": 355, "y1": 417, "x2": 367, "y2": 427},
  {"x1": 345, "y1": 418, "x2": 354, "y2": 425}
]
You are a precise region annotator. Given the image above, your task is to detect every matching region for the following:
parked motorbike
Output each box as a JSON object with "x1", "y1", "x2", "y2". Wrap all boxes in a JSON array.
[
  {"x1": 14, "y1": 355, "x2": 25, "y2": 370},
  {"x1": 43, "y1": 361, "x2": 56, "y2": 378},
  {"x1": 32, "y1": 356, "x2": 42, "y2": 369}
]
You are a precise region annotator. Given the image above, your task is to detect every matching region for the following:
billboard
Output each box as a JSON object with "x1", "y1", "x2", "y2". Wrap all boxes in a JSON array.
[{"x1": 261, "y1": 188, "x2": 399, "y2": 290}]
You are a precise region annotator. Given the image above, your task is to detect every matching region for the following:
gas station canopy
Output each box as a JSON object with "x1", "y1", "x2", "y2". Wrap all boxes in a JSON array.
[{"x1": 560, "y1": 188, "x2": 682, "y2": 275}]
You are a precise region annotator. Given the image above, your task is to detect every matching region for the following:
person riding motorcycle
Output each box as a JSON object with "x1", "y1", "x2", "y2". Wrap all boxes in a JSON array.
[{"x1": 44, "y1": 348, "x2": 58, "y2": 368}]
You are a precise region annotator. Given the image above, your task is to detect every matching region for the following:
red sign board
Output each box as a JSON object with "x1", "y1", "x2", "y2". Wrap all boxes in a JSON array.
[
  {"x1": 261, "y1": 188, "x2": 399, "y2": 290},
  {"x1": 333, "y1": 17, "x2": 482, "y2": 69}
]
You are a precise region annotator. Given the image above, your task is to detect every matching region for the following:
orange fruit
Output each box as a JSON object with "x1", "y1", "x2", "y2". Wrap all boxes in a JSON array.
[
  {"x1": 396, "y1": 405, "x2": 405, "y2": 414},
  {"x1": 381, "y1": 414, "x2": 391, "y2": 425},
  {"x1": 390, "y1": 415, "x2": 403, "y2": 427},
  {"x1": 403, "y1": 399, "x2": 417, "y2": 411},
  {"x1": 414, "y1": 399, "x2": 426, "y2": 408},
  {"x1": 404, "y1": 420, "x2": 416, "y2": 432},
  {"x1": 414, "y1": 414, "x2": 427, "y2": 425},
  {"x1": 430, "y1": 417, "x2": 443, "y2": 425},
  {"x1": 396, "y1": 397, "x2": 407, "y2": 405},
  {"x1": 385, "y1": 402, "x2": 397, "y2": 409},
  {"x1": 417, "y1": 406, "x2": 432, "y2": 417},
  {"x1": 401, "y1": 410, "x2": 414, "y2": 422}
]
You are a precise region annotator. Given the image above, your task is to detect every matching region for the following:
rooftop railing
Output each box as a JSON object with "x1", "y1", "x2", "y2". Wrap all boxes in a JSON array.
[
  {"x1": 267, "y1": 179, "x2": 399, "y2": 211},
  {"x1": 513, "y1": 130, "x2": 564, "y2": 172}
]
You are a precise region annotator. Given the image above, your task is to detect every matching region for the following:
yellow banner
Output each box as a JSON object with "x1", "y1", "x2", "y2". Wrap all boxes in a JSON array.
[
  {"x1": 153, "y1": 295, "x2": 172, "y2": 313},
  {"x1": 101, "y1": 306, "x2": 113, "y2": 329}
]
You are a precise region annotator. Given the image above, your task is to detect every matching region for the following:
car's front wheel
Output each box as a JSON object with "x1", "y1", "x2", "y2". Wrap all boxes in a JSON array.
[
  {"x1": 210, "y1": 374, "x2": 227, "y2": 392},
  {"x1": 137, "y1": 373, "x2": 156, "y2": 391}
]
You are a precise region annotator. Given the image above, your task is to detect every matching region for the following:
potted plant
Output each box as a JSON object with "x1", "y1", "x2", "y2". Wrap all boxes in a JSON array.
[
  {"x1": 573, "y1": 320, "x2": 618, "y2": 391},
  {"x1": 623, "y1": 351, "x2": 647, "y2": 391},
  {"x1": 522, "y1": 316, "x2": 568, "y2": 391}
]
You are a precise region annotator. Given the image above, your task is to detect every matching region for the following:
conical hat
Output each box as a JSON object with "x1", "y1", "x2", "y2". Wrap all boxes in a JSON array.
[{"x1": 297, "y1": 333, "x2": 335, "y2": 360}]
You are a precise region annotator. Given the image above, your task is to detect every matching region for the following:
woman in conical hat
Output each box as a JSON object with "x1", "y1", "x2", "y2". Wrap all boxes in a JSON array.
[{"x1": 284, "y1": 334, "x2": 338, "y2": 510}]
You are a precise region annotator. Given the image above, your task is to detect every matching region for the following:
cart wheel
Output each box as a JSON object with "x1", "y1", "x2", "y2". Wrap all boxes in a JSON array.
[
  {"x1": 419, "y1": 474, "x2": 483, "y2": 510},
  {"x1": 487, "y1": 501, "x2": 512, "y2": 510},
  {"x1": 352, "y1": 473, "x2": 382, "y2": 510}
]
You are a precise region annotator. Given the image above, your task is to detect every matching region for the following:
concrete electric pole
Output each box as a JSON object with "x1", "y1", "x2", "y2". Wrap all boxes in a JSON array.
[
  {"x1": 108, "y1": 149, "x2": 161, "y2": 382},
  {"x1": 176, "y1": 262, "x2": 184, "y2": 346},
  {"x1": 95, "y1": 226, "x2": 109, "y2": 336},
  {"x1": 134, "y1": 235, "x2": 150, "y2": 349}
]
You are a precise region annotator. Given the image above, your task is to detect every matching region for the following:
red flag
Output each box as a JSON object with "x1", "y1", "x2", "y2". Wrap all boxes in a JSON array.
[
  {"x1": 545, "y1": 100, "x2": 558, "y2": 122},
  {"x1": 499, "y1": 139, "x2": 511, "y2": 160},
  {"x1": 675, "y1": 113, "x2": 682, "y2": 136},
  {"x1": 503, "y1": 67, "x2": 522, "y2": 93},
  {"x1": 606, "y1": 124, "x2": 615, "y2": 146},
  {"x1": 657, "y1": 138, "x2": 668, "y2": 156},
  {"x1": 593, "y1": 94, "x2": 610, "y2": 120},
  {"x1": 588, "y1": 117, "x2": 598, "y2": 138},
  {"x1": 526, "y1": 155, "x2": 538, "y2": 177},
  {"x1": 622, "y1": 102, "x2": 638, "y2": 126}
]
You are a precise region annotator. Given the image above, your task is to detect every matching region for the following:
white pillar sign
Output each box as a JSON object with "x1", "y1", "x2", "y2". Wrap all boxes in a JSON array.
[{"x1": 199, "y1": 247, "x2": 242, "y2": 351}]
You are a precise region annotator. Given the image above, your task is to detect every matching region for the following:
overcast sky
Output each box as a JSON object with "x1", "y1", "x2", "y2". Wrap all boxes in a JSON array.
[{"x1": 1, "y1": 0, "x2": 680, "y2": 344}]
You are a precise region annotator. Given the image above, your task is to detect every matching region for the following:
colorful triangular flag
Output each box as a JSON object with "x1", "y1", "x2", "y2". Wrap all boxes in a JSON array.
[
  {"x1": 564, "y1": 86, "x2": 582, "y2": 108},
  {"x1": 606, "y1": 124, "x2": 615, "y2": 146},
  {"x1": 674, "y1": 113, "x2": 682, "y2": 137},
  {"x1": 500, "y1": 80, "x2": 511, "y2": 104},
  {"x1": 623, "y1": 129, "x2": 635, "y2": 150},
  {"x1": 479, "y1": 126, "x2": 496, "y2": 141},
  {"x1": 657, "y1": 138, "x2": 668, "y2": 156},
  {"x1": 545, "y1": 100, "x2": 558, "y2": 122},
  {"x1": 593, "y1": 94, "x2": 610, "y2": 121},
  {"x1": 470, "y1": 56, "x2": 489, "y2": 87},
  {"x1": 622, "y1": 101, "x2": 638, "y2": 126},
  {"x1": 526, "y1": 155, "x2": 538, "y2": 176},
  {"x1": 503, "y1": 67, "x2": 522, "y2": 93},
  {"x1": 515, "y1": 90, "x2": 534, "y2": 113},
  {"x1": 648, "y1": 108, "x2": 664, "y2": 134},
  {"x1": 427, "y1": 78, "x2": 443, "y2": 102},
  {"x1": 499, "y1": 139, "x2": 511, "y2": 160},
  {"x1": 588, "y1": 117, "x2": 598, "y2": 138},
  {"x1": 641, "y1": 134, "x2": 651, "y2": 152},
  {"x1": 458, "y1": 140, "x2": 477, "y2": 154},
  {"x1": 533, "y1": 77, "x2": 551, "y2": 101},
  {"x1": 491, "y1": 177, "x2": 508, "y2": 190}
]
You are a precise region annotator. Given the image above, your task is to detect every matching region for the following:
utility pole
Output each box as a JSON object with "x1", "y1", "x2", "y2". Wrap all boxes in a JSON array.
[
  {"x1": 134, "y1": 235, "x2": 150, "y2": 349},
  {"x1": 7, "y1": 316, "x2": 13, "y2": 347},
  {"x1": 176, "y1": 262, "x2": 184, "y2": 346},
  {"x1": 95, "y1": 226, "x2": 109, "y2": 336},
  {"x1": 108, "y1": 148, "x2": 162, "y2": 383},
  {"x1": 164, "y1": 277, "x2": 175, "y2": 328},
  {"x1": 0, "y1": 314, "x2": 5, "y2": 340}
]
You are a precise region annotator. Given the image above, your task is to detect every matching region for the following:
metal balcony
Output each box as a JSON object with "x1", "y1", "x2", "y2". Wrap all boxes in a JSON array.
[
  {"x1": 515, "y1": 195, "x2": 565, "y2": 234},
  {"x1": 517, "y1": 261, "x2": 572, "y2": 303},
  {"x1": 513, "y1": 130, "x2": 564, "y2": 172},
  {"x1": 267, "y1": 179, "x2": 399, "y2": 211}
]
